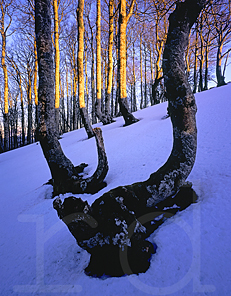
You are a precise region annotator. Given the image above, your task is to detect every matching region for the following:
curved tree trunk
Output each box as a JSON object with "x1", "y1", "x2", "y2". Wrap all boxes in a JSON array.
[
  {"x1": 35, "y1": 0, "x2": 108, "y2": 197},
  {"x1": 54, "y1": 0, "x2": 207, "y2": 277}
]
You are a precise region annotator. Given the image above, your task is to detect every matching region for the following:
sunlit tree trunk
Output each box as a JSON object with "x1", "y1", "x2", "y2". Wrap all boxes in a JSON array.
[
  {"x1": 144, "y1": 44, "x2": 147, "y2": 108},
  {"x1": 193, "y1": 22, "x2": 199, "y2": 93},
  {"x1": 132, "y1": 41, "x2": 137, "y2": 112},
  {"x1": 198, "y1": 16, "x2": 205, "y2": 92},
  {"x1": 53, "y1": 0, "x2": 60, "y2": 133},
  {"x1": 27, "y1": 62, "x2": 33, "y2": 144},
  {"x1": 34, "y1": 38, "x2": 39, "y2": 141},
  {"x1": 139, "y1": 34, "x2": 143, "y2": 109},
  {"x1": 95, "y1": 0, "x2": 102, "y2": 119},
  {"x1": 0, "y1": 2, "x2": 9, "y2": 151},
  {"x1": 118, "y1": 0, "x2": 138, "y2": 126},
  {"x1": 72, "y1": 47, "x2": 78, "y2": 130},
  {"x1": 77, "y1": 0, "x2": 94, "y2": 138},
  {"x1": 66, "y1": 62, "x2": 70, "y2": 132}
]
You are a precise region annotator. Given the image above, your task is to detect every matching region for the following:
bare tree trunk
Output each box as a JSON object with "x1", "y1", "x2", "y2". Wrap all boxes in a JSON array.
[
  {"x1": 77, "y1": 0, "x2": 94, "y2": 138},
  {"x1": 27, "y1": 72, "x2": 33, "y2": 144},
  {"x1": 144, "y1": 44, "x2": 147, "y2": 108},
  {"x1": 140, "y1": 35, "x2": 143, "y2": 109},
  {"x1": 35, "y1": 0, "x2": 108, "y2": 196},
  {"x1": 95, "y1": 0, "x2": 104, "y2": 123},
  {"x1": 1, "y1": 3, "x2": 9, "y2": 151},
  {"x1": 216, "y1": 34, "x2": 226, "y2": 87},
  {"x1": 117, "y1": 0, "x2": 138, "y2": 126},
  {"x1": 54, "y1": 0, "x2": 206, "y2": 278},
  {"x1": 193, "y1": 22, "x2": 199, "y2": 93},
  {"x1": 53, "y1": 0, "x2": 60, "y2": 134}
]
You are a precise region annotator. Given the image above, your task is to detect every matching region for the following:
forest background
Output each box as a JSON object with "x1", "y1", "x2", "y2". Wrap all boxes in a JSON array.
[{"x1": 0, "y1": 0, "x2": 231, "y2": 153}]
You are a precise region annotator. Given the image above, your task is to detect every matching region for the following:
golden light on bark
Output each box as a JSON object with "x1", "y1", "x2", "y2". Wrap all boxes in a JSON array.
[
  {"x1": 107, "y1": 0, "x2": 113, "y2": 96},
  {"x1": 77, "y1": 0, "x2": 85, "y2": 109},
  {"x1": 119, "y1": 0, "x2": 136, "y2": 99},
  {"x1": 96, "y1": 0, "x2": 101, "y2": 100},
  {"x1": 34, "y1": 38, "x2": 38, "y2": 105},
  {"x1": 53, "y1": 0, "x2": 60, "y2": 109},
  {"x1": 0, "y1": 4, "x2": 8, "y2": 115}
]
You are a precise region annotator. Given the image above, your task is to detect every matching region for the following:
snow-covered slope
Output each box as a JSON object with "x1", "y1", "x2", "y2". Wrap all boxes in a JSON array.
[{"x1": 1, "y1": 84, "x2": 231, "y2": 296}]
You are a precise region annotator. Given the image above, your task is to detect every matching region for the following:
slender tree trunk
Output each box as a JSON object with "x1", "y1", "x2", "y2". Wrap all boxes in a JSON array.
[
  {"x1": 1, "y1": 7, "x2": 9, "y2": 151},
  {"x1": 20, "y1": 82, "x2": 25, "y2": 146},
  {"x1": 95, "y1": 0, "x2": 108, "y2": 125},
  {"x1": 54, "y1": 0, "x2": 206, "y2": 278},
  {"x1": 193, "y1": 22, "x2": 199, "y2": 93},
  {"x1": 77, "y1": 0, "x2": 94, "y2": 138},
  {"x1": 66, "y1": 63, "x2": 70, "y2": 132},
  {"x1": 132, "y1": 42, "x2": 137, "y2": 112},
  {"x1": 34, "y1": 38, "x2": 39, "y2": 141},
  {"x1": 27, "y1": 70, "x2": 33, "y2": 144},
  {"x1": 89, "y1": 27, "x2": 96, "y2": 125},
  {"x1": 216, "y1": 35, "x2": 226, "y2": 87},
  {"x1": 104, "y1": 0, "x2": 115, "y2": 124},
  {"x1": 53, "y1": 0, "x2": 60, "y2": 134},
  {"x1": 204, "y1": 43, "x2": 209, "y2": 90},
  {"x1": 198, "y1": 18, "x2": 204, "y2": 92},
  {"x1": 118, "y1": 0, "x2": 138, "y2": 126},
  {"x1": 140, "y1": 35, "x2": 143, "y2": 109},
  {"x1": 85, "y1": 50, "x2": 89, "y2": 112},
  {"x1": 144, "y1": 44, "x2": 147, "y2": 108},
  {"x1": 72, "y1": 50, "x2": 78, "y2": 130}
]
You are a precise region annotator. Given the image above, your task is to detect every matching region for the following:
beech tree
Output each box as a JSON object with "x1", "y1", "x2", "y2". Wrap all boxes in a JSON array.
[
  {"x1": 210, "y1": 0, "x2": 231, "y2": 86},
  {"x1": 35, "y1": 0, "x2": 108, "y2": 196},
  {"x1": 0, "y1": 0, "x2": 14, "y2": 151},
  {"x1": 117, "y1": 0, "x2": 139, "y2": 126},
  {"x1": 54, "y1": 0, "x2": 207, "y2": 277},
  {"x1": 77, "y1": 0, "x2": 94, "y2": 138}
]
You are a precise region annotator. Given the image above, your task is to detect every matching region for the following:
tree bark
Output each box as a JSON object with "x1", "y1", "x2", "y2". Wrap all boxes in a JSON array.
[
  {"x1": 77, "y1": 0, "x2": 94, "y2": 138},
  {"x1": 35, "y1": 0, "x2": 108, "y2": 196},
  {"x1": 193, "y1": 22, "x2": 199, "y2": 93},
  {"x1": 53, "y1": 0, "x2": 60, "y2": 134},
  {"x1": 54, "y1": 0, "x2": 206, "y2": 277},
  {"x1": 216, "y1": 35, "x2": 226, "y2": 87},
  {"x1": 1, "y1": 3, "x2": 9, "y2": 151},
  {"x1": 104, "y1": 0, "x2": 115, "y2": 124},
  {"x1": 118, "y1": 0, "x2": 138, "y2": 126}
]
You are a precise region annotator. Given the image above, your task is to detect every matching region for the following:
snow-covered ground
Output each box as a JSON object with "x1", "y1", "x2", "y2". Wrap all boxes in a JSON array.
[{"x1": 1, "y1": 84, "x2": 231, "y2": 296}]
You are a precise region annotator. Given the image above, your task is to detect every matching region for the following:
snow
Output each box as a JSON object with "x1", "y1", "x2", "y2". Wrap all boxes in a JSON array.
[{"x1": 1, "y1": 83, "x2": 231, "y2": 295}]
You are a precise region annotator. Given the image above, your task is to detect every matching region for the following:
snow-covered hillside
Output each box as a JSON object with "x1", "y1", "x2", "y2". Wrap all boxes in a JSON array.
[{"x1": 1, "y1": 84, "x2": 231, "y2": 296}]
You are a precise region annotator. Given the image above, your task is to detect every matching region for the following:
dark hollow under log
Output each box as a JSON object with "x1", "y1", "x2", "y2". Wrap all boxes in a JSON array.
[
  {"x1": 52, "y1": 127, "x2": 109, "y2": 196},
  {"x1": 53, "y1": 0, "x2": 207, "y2": 277}
]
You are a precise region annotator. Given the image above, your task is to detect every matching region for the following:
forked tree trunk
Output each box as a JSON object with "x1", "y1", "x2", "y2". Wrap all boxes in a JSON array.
[
  {"x1": 35, "y1": 0, "x2": 108, "y2": 196},
  {"x1": 53, "y1": 0, "x2": 207, "y2": 278}
]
